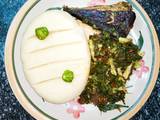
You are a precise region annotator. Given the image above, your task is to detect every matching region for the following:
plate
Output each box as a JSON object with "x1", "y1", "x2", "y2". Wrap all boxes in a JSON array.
[{"x1": 5, "y1": 0, "x2": 160, "y2": 120}]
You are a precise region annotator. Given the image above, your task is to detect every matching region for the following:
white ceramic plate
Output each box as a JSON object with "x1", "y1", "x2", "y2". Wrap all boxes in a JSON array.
[{"x1": 5, "y1": 0, "x2": 160, "y2": 120}]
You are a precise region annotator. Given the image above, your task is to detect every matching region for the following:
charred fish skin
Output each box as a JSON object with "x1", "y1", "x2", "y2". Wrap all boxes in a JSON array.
[
  {"x1": 84, "y1": 2, "x2": 132, "y2": 11},
  {"x1": 63, "y1": 2, "x2": 136, "y2": 37}
]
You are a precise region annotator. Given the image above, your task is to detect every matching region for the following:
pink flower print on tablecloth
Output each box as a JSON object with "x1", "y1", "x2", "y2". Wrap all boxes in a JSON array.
[
  {"x1": 66, "y1": 100, "x2": 85, "y2": 119},
  {"x1": 88, "y1": 0, "x2": 106, "y2": 6},
  {"x1": 134, "y1": 60, "x2": 149, "y2": 78}
]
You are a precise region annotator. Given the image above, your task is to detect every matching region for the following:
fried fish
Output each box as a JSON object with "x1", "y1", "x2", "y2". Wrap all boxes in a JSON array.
[{"x1": 64, "y1": 2, "x2": 136, "y2": 37}]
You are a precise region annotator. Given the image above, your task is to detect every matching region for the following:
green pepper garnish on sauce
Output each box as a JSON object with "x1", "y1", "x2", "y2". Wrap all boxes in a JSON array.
[{"x1": 35, "y1": 27, "x2": 49, "y2": 40}]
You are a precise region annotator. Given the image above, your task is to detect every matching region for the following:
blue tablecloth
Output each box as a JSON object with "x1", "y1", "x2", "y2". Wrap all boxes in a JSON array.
[{"x1": 0, "y1": 0, "x2": 159, "y2": 119}]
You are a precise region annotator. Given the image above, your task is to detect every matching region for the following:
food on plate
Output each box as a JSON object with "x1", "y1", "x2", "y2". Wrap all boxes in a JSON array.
[
  {"x1": 79, "y1": 32, "x2": 142, "y2": 111},
  {"x1": 62, "y1": 70, "x2": 74, "y2": 83},
  {"x1": 21, "y1": 10, "x2": 90, "y2": 103},
  {"x1": 63, "y1": 2, "x2": 136, "y2": 37},
  {"x1": 64, "y1": 2, "x2": 142, "y2": 111},
  {"x1": 35, "y1": 27, "x2": 49, "y2": 40},
  {"x1": 21, "y1": 1, "x2": 143, "y2": 112}
]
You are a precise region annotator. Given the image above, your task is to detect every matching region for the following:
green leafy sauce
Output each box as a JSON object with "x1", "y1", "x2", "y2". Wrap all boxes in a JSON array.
[{"x1": 79, "y1": 32, "x2": 142, "y2": 112}]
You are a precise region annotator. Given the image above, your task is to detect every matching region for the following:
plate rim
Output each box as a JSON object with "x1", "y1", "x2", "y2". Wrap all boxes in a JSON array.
[{"x1": 4, "y1": 0, "x2": 160, "y2": 120}]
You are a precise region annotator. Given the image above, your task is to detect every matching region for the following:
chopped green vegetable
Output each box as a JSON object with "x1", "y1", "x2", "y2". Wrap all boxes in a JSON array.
[
  {"x1": 134, "y1": 60, "x2": 142, "y2": 69},
  {"x1": 88, "y1": 39, "x2": 96, "y2": 61},
  {"x1": 108, "y1": 58, "x2": 117, "y2": 76},
  {"x1": 138, "y1": 51, "x2": 145, "y2": 57},
  {"x1": 98, "y1": 103, "x2": 129, "y2": 112},
  {"x1": 62, "y1": 70, "x2": 74, "y2": 83},
  {"x1": 119, "y1": 37, "x2": 132, "y2": 43},
  {"x1": 35, "y1": 27, "x2": 49, "y2": 40},
  {"x1": 79, "y1": 31, "x2": 142, "y2": 112},
  {"x1": 123, "y1": 63, "x2": 133, "y2": 79},
  {"x1": 117, "y1": 68, "x2": 123, "y2": 76}
]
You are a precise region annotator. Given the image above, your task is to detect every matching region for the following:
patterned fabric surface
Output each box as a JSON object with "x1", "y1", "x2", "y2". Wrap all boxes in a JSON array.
[{"x1": 0, "y1": 0, "x2": 159, "y2": 120}]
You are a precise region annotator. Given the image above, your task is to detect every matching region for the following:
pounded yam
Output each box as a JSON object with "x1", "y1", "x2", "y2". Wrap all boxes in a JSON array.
[{"x1": 21, "y1": 10, "x2": 90, "y2": 104}]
